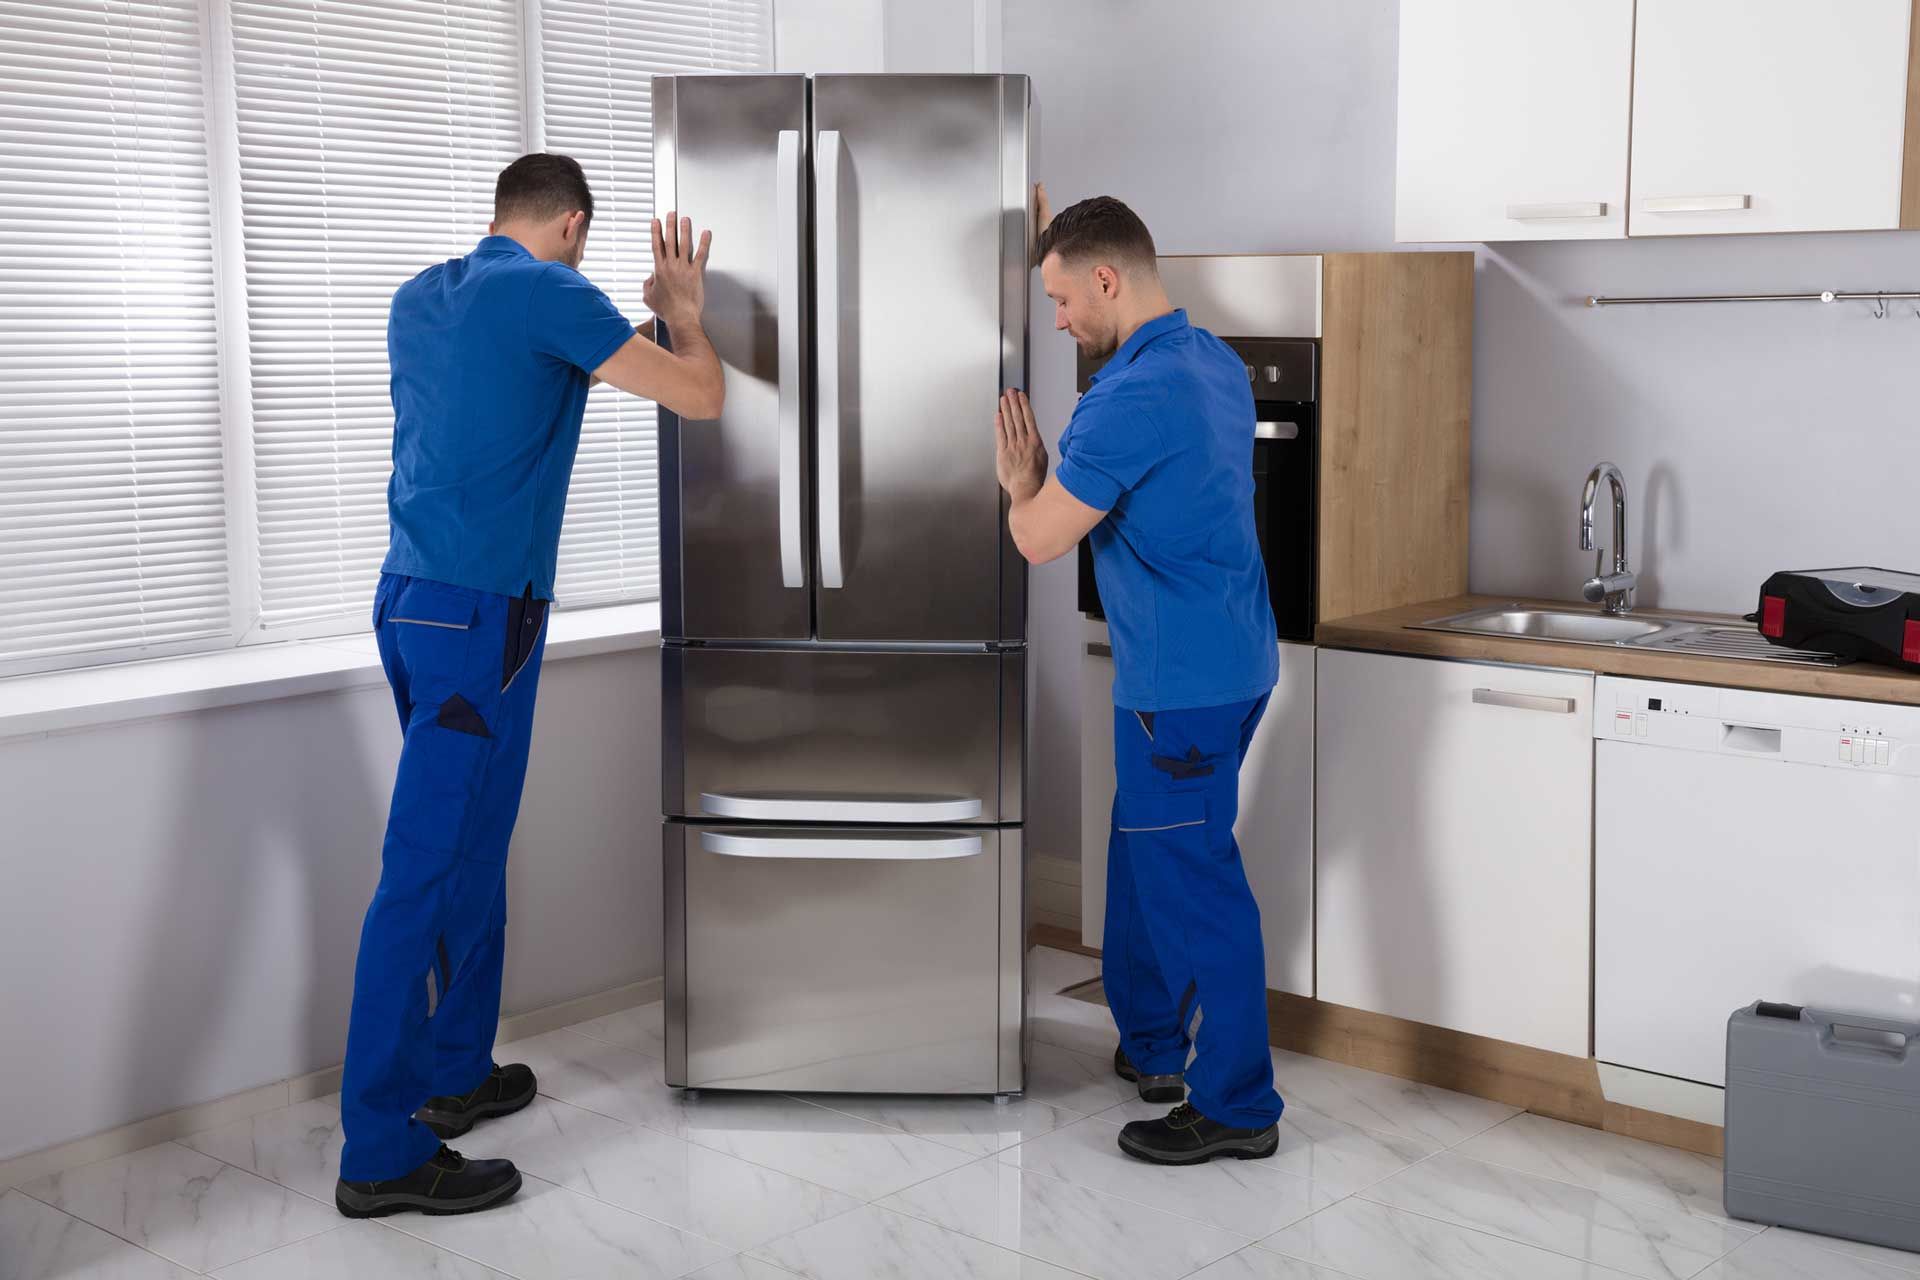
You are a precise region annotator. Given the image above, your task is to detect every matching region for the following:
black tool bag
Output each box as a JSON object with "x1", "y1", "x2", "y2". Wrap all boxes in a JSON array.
[{"x1": 1757, "y1": 567, "x2": 1920, "y2": 672}]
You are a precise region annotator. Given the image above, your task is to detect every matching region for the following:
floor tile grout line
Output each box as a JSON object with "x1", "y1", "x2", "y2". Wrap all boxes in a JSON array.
[
  {"x1": 15, "y1": 1140, "x2": 341, "y2": 1276},
  {"x1": 1435, "y1": 1139, "x2": 1748, "y2": 1232},
  {"x1": 1405, "y1": 1142, "x2": 1763, "y2": 1243},
  {"x1": 1754, "y1": 1227, "x2": 1920, "y2": 1279},
  {"x1": 1273, "y1": 1189, "x2": 1663, "y2": 1280},
  {"x1": 6, "y1": 1183, "x2": 222, "y2": 1279},
  {"x1": 1345, "y1": 1171, "x2": 1734, "y2": 1280},
  {"x1": 883, "y1": 1150, "x2": 1265, "y2": 1257},
  {"x1": 776, "y1": 1089, "x2": 1096, "y2": 1158},
  {"x1": 851, "y1": 1197, "x2": 1123, "y2": 1280}
]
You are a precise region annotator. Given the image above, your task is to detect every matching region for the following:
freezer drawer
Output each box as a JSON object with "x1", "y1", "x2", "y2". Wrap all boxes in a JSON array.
[
  {"x1": 665, "y1": 822, "x2": 1025, "y2": 1093},
  {"x1": 664, "y1": 646, "x2": 1023, "y2": 824}
]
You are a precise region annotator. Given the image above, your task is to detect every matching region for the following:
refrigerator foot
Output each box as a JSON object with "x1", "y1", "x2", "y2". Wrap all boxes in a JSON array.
[
  {"x1": 993, "y1": 1093, "x2": 1018, "y2": 1106},
  {"x1": 682, "y1": 1089, "x2": 703, "y2": 1102}
]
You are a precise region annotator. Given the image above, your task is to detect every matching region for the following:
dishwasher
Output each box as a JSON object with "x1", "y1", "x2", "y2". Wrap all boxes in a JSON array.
[{"x1": 1594, "y1": 675, "x2": 1920, "y2": 1088}]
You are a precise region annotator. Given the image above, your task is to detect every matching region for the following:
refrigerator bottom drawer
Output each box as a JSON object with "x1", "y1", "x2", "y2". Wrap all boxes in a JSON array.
[{"x1": 664, "y1": 822, "x2": 1025, "y2": 1094}]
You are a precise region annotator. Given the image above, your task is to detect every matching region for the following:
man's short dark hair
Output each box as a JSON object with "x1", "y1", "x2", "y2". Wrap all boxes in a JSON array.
[
  {"x1": 495, "y1": 153, "x2": 594, "y2": 224},
  {"x1": 1035, "y1": 195, "x2": 1157, "y2": 273}
]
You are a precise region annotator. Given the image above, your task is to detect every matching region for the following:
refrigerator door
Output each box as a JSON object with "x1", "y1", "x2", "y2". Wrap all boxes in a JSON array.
[
  {"x1": 812, "y1": 75, "x2": 1032, "y2": 643},
  {"x1": 663, "y1": 645, "x2": 1024, "y2": 824},
  {"x1": 655, "y1": 74, "x2": 811, "y2": 641},
  {"x1": 665, "y1": 821, "x2": 1023, "y2": 1092}
]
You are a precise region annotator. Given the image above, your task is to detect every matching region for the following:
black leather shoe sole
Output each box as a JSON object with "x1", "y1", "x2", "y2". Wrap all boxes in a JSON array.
[
  {"x1": 1112, "y1": 1052, "x2": 1186, "y2": 1104},
  {"x1": 334, "y1": 1170, "x2": 522, "y2": 1218},
  {"x1": 416, "y1": 1078, "x2": 537, "y2": 1140},
  {"x1": 1117, "y1": 1124, "x2": 1280, "y2": 1166}
]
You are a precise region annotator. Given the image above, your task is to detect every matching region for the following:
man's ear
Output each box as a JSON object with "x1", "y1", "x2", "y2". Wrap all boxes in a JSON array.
[{"x1": 1095, "y1": 264, "x2": 1120, "y2": 298}]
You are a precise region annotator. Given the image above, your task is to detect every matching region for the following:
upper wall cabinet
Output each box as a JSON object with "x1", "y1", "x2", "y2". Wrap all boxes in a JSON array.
[
  {"x1": 1397, "y1": 0, "x2": 1920, "y2": 242},
  {"x1": 1629, "y1": 0, "x2": 1912, "y2": 237},
  {"x1": 1396, "y1": 0, "x2": 1635, "y2": 243}
]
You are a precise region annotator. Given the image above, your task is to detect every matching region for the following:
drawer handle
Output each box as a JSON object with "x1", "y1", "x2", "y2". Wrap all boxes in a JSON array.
[
  {"x1": 701, "y1": 830, "x2": 985, "y2": 861},
  {"x1": 1641, "y1": 194, "x2": 1752, "y2": 214},
  {"x1": 699, "y1": 793, "x2": 984, "y2": 823},
  {"x1": 1472, "y1": 688, "x2": 1577, "y2": 715},
  {"x1": 1086, "y1": 642, "x2": 1112, "y2": 658},
  {"x1": 1506, "y1": 201, "x2": 1608, "y2": 221},
  {"x1": 1254, "y1": 421, "x2": 1300, "y2": 440}
]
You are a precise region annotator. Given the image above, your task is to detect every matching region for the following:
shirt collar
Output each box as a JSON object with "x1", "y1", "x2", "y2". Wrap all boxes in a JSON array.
[
  {"x1": 474, "y1": 234, "x2": 535, "y2": 259},
  {"x1": 1088, "y1": 308, "x2": 1189, "y2": 383}
]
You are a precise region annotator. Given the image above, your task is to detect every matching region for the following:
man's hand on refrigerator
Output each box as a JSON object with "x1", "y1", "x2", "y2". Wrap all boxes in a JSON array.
[
  {"x1": 1035, "y1": 182, "x2": 1053, "y2": 236},
  {"x1": 995, "y1": 389, "x2": 1048, "y2": 503},
  {"x1": 643, "y1": 212, "x2": 711, "y2": 326}
]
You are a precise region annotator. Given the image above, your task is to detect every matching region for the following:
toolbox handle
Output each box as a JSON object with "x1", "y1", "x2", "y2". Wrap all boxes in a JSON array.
[{"x1": 1809, "y1": 1009, "x2": 1916, "y2": 1061}]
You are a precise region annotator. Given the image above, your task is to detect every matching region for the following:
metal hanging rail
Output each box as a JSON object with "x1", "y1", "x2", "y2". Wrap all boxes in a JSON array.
[{"x1": 1587, "y1": 290, "x2": 1920, "y2": 308}]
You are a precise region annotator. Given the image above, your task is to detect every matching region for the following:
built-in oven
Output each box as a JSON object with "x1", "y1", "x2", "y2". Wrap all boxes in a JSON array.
[{"x1": 1076, "y1": 335, "x2": 1318, "y2": 642}]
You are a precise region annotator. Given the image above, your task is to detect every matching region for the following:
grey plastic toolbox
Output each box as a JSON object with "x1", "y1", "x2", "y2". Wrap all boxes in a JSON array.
[{"x1": 1724, "y1": 1001, "x2": 1920, "y2": 1251}]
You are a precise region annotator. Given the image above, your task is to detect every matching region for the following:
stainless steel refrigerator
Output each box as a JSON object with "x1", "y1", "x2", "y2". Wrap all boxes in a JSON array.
[{"x1": 655, "y1": 74, "x2": 1034, "y2": 1096}]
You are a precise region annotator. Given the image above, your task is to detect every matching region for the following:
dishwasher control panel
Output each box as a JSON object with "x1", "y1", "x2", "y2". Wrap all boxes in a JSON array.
[{"x1": 1595, "y1": 676, "x2": 1920, "y2": 775}]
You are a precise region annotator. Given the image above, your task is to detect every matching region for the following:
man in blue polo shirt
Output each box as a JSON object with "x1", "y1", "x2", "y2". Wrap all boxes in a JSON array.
[
  {"x1": 334, "y1": 153, "x2": 723, "y2": 1219},
  {"x1": 995, "y1": 190, "x2": 1283, "y2": 1166}
]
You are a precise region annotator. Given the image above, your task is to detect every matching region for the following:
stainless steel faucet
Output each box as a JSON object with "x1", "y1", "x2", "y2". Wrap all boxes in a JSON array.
[{"x1": 1580, "y1": 462, "x2": 1637, "y2": 614}]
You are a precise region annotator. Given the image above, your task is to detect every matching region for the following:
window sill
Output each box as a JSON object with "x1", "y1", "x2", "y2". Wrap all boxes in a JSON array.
[{"x1": 0, "y1": 602, "x2": 660, "y2": 743}]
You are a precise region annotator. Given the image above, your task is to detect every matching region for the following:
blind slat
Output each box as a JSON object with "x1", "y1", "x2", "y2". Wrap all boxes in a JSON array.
[{"x1": 0, "y1": 0, "x2": 232, "y2": 668}]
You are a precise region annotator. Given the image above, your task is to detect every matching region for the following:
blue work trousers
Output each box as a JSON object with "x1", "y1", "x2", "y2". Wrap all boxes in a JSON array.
[
  {"x1": 1102, "y1": 694, "x2": 1285, "y2": 1129},
  {"x1": 339, "y1": 573, "x2": 548, "y2": 1181}
]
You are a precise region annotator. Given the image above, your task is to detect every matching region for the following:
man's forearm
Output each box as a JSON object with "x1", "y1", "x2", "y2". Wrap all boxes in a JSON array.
[{"x1": 661, "y1": 313, "x2": 724, "y2": 417}]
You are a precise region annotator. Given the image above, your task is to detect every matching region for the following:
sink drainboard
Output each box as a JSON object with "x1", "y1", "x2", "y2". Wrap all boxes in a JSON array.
[{"x1": 1640, "y1": 626, "x2": 1844, "y2": 667}]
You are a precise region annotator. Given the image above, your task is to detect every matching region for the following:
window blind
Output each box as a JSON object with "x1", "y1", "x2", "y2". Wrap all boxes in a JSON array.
[
  {"x1": 0, "y1": 0, "x2": 229, "y2": 669},
  {"x1": 228, "y1": 0, "x2": 523, "y2": 630},
  {"x1": 540, "y1": 0, "x2": 768, "y2": 606}
]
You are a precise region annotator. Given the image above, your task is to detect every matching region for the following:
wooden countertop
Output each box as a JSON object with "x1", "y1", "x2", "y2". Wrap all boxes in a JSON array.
[{"x1": 1316, "y1": 594, "x2": 1920, "y2": 707}]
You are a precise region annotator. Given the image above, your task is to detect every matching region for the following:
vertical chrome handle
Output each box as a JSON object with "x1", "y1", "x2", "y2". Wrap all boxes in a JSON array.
[
  {"x1": 776, "y1": 130, "x2": 805, "y2": 590},
  {"x1": 816, "y1": 129, "x2": 846, "y2": 590}
]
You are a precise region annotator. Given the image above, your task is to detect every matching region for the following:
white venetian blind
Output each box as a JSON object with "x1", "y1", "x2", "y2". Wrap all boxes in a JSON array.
[
  {"x1": 0, "y1": 0, "x2": 229, "y2": 669},
  {"x1": 229, "y1": 0, "x2": 522, "y2": 630},
  {"x1": 540, "y1": 0, "x2": 769, "y2": 606}
]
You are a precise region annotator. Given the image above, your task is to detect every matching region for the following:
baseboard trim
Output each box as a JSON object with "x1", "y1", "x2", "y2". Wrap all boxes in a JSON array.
[
  {"x1": 0, "y1": 975, "x2": 665, "y2": 1191},
  {"x1": 1028, "y1": 922, "x2": 1100, "y2": 960},
  {"x1": 1051, "y1": 938, "x2": 1724, "y2": 1160}
]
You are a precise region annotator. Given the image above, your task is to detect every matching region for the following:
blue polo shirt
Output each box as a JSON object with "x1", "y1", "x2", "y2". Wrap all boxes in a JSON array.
[
  {"x1": 1057, "y1": 309, "x2": 1277, "y2": 712},
  {"x1": 381, "y1": 235, "x2": 638, "y2": 600}
]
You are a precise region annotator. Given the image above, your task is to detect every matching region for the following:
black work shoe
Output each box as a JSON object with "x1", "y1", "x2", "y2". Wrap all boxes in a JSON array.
[
  {"x1": 1113, "y1": 1046, "x2": 1185, "y2": 1104},
  {"x1": 1117, "y1": 1102, "x2": 1280, "y2": 1166},
  {"x1": 334, "y1": 1145, "x2": 522, "y2": 1218},
  {"x1": 415, "y1": 1063, "x2": 537, "y2": 1139}
]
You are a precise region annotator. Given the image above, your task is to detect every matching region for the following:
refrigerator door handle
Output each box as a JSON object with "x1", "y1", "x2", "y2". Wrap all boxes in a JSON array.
[
  {"x1": 776, "y1": 130, "x2": 805, "y2": 589},
  {"x1": 816, "y1": 128, "x2": 846, "y2": 590},
  {"x1": 700, "y1": 830, "x2": 984, "y2": 861},
  {"x1": 700, "y1": 792, "x2": 984, "y2": 823}
]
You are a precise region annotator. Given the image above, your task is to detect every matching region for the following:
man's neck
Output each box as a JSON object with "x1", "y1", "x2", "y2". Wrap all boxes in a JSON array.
[
  {"x1": 1113, "y1": 297, "x2": 1178, "y2": 352},
  {"x1": 490, "y1": 225, "x2": 563, "y2": 263}
]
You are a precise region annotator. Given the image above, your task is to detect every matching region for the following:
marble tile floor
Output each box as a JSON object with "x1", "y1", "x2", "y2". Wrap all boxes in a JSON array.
[{"x1": 6, "y1": 947, "x2": 1916, "y2": 1280}]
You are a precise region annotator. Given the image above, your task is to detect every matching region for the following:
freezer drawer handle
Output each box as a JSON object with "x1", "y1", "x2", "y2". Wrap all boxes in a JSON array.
[
  {"x1": 700, "y1": 830, "x2": 985, "y2": 861},
  {"x1": 700, "y1": 792, "x2": 984, "y2": 823},
  {"x1": 776, "y1": 129, "x2": 806, "y2": 590},
  {"x1": 1472, "y1": 688, "x2": 1577, "y2": 715},
  {"x1": 816, "y1": 128, "x2": 847, "y2": 590}
]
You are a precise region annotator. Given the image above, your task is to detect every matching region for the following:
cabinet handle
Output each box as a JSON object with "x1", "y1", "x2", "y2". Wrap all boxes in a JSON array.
[
  {"x1": 1506, "y1": 202, "x2": 1608, "y2": 221},
  {"x1": 1641, "y1": 194, "x2": 1752, "y2": 214},
  {"x1": 1473, "y1": 688, "x2": 1577, "y2": 715},
  {"x1": 1087, "y1": 642, "x2": 1112, "y2": 658}
]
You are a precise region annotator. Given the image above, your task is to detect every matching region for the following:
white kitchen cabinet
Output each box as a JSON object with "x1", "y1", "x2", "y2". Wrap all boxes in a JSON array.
[
  {"x1": 1080, "y1": 622, "x2": 1315, "y2": 999},
  {"x1": 1316, "y1": 649, "x2": 1593, "y2": 1057},
  {"x1": 1629, "y1": 0, "x2": 1912, "y2": 236},
  {"x1": 1396, "y1": 0, "x2": 1635, "y2": 243}
]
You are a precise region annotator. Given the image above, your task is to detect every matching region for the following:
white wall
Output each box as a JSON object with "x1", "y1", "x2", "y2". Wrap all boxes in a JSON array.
[
  {"x1": 0, "y1": 648, "x2": 658, "y2": 1162},
  {"x1": 1004, "y1": 0, "x2": 1920, "y2": 862}
]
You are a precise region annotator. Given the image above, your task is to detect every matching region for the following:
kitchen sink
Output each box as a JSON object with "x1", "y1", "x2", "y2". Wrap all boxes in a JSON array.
[
  {"x1": 1412, "y1": 605, "x2": 1844, "y2": 666},
  {"x1": 1429, "y1": 608, "x2": 1668, "y2": 644}
]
